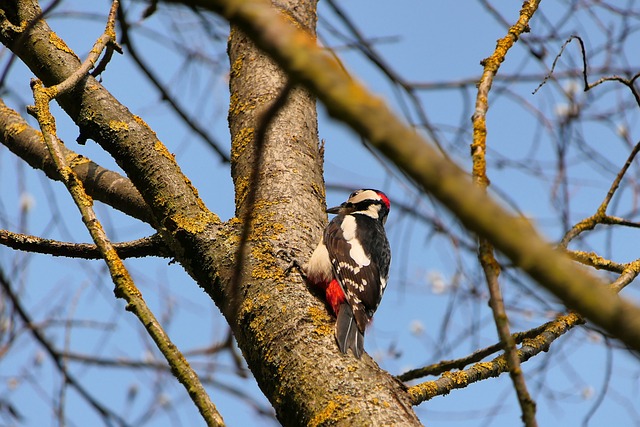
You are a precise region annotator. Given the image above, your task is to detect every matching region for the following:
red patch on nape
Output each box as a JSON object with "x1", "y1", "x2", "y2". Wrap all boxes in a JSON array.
[
  {"x1": 377, "y1": 191, "x2": 391, "y2": 209},
  {"x1": 325, "y1": 279, "x2": 346, "y2": 316}
]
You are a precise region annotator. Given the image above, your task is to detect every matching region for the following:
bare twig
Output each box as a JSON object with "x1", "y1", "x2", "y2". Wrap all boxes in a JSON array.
[
  {"x1": 0, "y1": 229, "x2": 167, "y2": 259},
  {"x1": 115, "y1": 6, "x2": 230, "y2": 162},
  {"x1": 535, "y1": 35, "x2": 640, "y2": 108},
  {"x1": 407, "y1": 312, "x2": 583, "y2": 405},
  {"x1": 0, "y1": 267, "x2": 132, "y2": 427},
  {"x1": 560, "y1": 142, "x2": 640, "y2": 247},
  {"x1": 471, "y1": 2, "x2": 541, "y2": 425}
]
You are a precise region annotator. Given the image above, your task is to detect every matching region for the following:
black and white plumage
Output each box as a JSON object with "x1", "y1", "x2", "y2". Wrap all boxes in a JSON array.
[{"x1": 304, "y1": 189, "x2": 391, "y2": 358}]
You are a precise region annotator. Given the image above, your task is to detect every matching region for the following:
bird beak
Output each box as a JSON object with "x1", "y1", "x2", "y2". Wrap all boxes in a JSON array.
[{"x1": 326, "y1": 203, "x2": 345, "y2": 214}]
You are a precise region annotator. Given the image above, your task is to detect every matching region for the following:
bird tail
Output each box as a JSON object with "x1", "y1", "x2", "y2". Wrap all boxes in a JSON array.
[{"x1": 335, "y1": 303, "x2": 365, "y2": 358}]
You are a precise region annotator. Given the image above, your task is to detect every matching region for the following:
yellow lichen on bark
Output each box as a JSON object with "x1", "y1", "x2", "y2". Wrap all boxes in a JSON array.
[
  {"x1": 521, "y1": 335, "x2": 548, "y2": 351},
  {"x1": 251, "y1": 241, "x2": 284, "y2": 280},
  {"x1": 248, "y1": 200, "x2": 287, "y2": 281},
  {"x1": 442, "y1": 369, "x2": 469, "y2": 386},
  {"x1": 231, "y1": 127, "x2": 255, "y2": 163},
  {"x1": 49, "y1": 32, "x2": 77, "y2": 58},
  {"x1": 67, "y1": 153, "x2": 90, "y2": 168},
  {"x1": 132, "y1": 114, "x2": 157, "y2": 136},
  {"x1": 230, "y1": 53, "x2": 244, "y2": 79},
  {"x1": 228, "y1": 92, "x2": 268, "y2": 117},
  {"x1": 169, "y1": 211, "x2": 219, "y2": 235},
  {"x1": 109, "y1": 120, "x2": 129, "y2": 133},
  {"x1": 234, "y1": 176, "x2": 249, "y2": 208},
  {"x1": 307, "y1": 306, "x2": 332, "y2": 337},
  {"x1": 4, "y1": 122, "x2": 28, "y2": 138},
  {"x1": 475, "y1": 361, "x2": 496, "y2": 372},
  {"x1": 32, "y1": 85, "x2": 57, "y2": 135},
  {"x1": 309, "y1": 395, "x2": 358, "y2": 427},
  {"x1": 407, "y1": 380, "x2": 438, "y2": 402},
  {"x1": 154, "y1": 140, "x2": 176, "y2": 163}
]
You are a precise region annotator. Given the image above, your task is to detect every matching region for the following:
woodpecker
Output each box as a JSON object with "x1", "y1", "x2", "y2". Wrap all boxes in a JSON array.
[{"x1": 303, "y1": 189, "x2": 391, "y2": 358}]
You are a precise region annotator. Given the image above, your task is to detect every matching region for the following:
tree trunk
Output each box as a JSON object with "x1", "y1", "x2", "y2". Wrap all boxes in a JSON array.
[{"x1": 225, "y1": 1, "x2": 422, "y2": 425}]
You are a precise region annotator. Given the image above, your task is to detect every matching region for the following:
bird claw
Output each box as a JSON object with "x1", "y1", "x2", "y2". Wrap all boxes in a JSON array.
[{"x1": 276, "y1": 248, "x2": 306, "y2": 278}]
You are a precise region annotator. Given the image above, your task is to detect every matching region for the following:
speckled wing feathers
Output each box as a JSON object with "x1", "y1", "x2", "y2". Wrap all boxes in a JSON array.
[{"x1": 323, "y1": 213, "x2": 390, "y2": 333}]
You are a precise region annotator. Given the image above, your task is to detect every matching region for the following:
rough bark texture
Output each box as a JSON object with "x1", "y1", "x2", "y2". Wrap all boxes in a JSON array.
[{"x1": 0, "y1": 0, "x2": 423, "y2": 425}]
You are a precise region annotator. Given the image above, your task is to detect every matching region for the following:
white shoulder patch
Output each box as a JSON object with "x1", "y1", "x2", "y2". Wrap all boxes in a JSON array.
[
  {"x1": 341, "y1": 215, "x2": 357, "y2": 240},
  {"x1": 341, "y1": 216, "x2": 371, "y2": 267}
]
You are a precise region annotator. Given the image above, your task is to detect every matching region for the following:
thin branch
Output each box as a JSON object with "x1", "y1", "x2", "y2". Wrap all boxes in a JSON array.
[
  {"x1": 609, "y1": 260, "x2": 640, "y2": 293},
  {"x1": 406, "y1": 312, "x2": 583, "y2": 406},
  {"x1": 471, "y1": 1, "x2": 541, "y2": 425},
  {"x1": 115, "y1": 6, "x2": 230, "y2": 163},
  {"x1": 535, "y1": 35, "x2": 640, "y2": 108},
  {"x1": 567, "y1": 250, "x2": 626, "y2": 273},
  {"x1": 47, "y1": 0, "x2": 121, "y2": 98},
  {"x1": 0, "y1": 229, "x2": 168, "y2": 259},
  {"x1": 560, "y1": 141, "x2": 640, "y2": 247},
  {"x1": 397, "y1": 317, "x2": 574, "y2": 382},
  {"x1": 0, "y1": 267, "x2": 132, "y2": 427},
  {"x1": 533, "y1": 35, "x2": 587, "y2": 95}
]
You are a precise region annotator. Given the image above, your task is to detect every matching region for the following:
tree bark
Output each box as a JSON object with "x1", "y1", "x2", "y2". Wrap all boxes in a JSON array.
[{"x1": 224, "y1": 0, "x2": 422, "y2": 424}]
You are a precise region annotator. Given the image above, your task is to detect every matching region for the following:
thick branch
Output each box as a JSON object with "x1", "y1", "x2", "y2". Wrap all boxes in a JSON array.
[
  {"x1": 0, "y1": 98, "x2": 153, "y2": 223},
  {"x1": 225, "y1": 4, "x2": 421, "y2": 423}
]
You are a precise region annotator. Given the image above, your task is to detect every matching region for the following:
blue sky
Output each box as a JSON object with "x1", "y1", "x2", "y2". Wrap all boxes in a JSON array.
[{"x1": 1, "y1": 1, "x2": 640, "y2": 426}]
